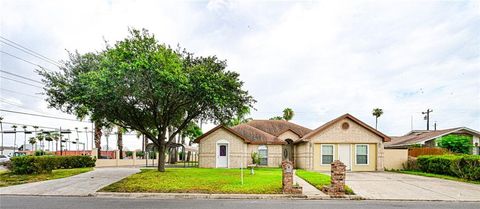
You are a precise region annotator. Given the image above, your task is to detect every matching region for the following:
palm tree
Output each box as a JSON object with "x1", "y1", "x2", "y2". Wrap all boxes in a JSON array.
[
  {"x1": 0, "y1": 116, "x2": 4, "y2": 155},
  {"x1": 36, "y1": 131, "x2": 45, "y2": 151},
  {"x1": 22, "y1": 125, "x2": 27, "y2": 151},
  {"x1": 372, "y1": 108, "x2": 384, "y2": 129},
  {"x1": 49, "y1": 132, "x2": 60, "y2": 152},
  {"x1": 32, "y1": 126, "x2": 39, "y2": 150},
  {"x1": 28, "y1": 137, "x2": 36, "y2": 151},
  {"x1": 11, "y1": 125, "x2": 17, "y2": 152},
  {"x1": 84, "y1": 127, "x2": 89, "y2": 151},
  {"x1": 282, "y1": 108, "x2": 294, "y2": 121}
]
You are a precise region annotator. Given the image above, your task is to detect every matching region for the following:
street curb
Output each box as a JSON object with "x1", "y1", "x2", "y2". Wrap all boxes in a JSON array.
[{"x1": 95, "y1": 192, "x2": 308, "y2": 200}]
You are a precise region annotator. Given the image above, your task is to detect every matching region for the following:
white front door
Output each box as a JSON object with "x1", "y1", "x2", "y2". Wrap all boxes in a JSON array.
[
  {"x1": 217, "y1": 143, "x2": 228, "y2": 168},
  {"x1": 338, "y1": 144, "x2": 351, "y2": 171}
]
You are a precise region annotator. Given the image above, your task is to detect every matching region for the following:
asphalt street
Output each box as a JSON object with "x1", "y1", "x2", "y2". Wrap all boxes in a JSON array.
[{"x1": 0, "y1": 196, "x2": 479, "y2": 209}]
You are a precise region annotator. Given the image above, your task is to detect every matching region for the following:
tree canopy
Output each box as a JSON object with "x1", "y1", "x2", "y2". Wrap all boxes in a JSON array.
[
  {"x1": 437, "y1": 134, "x2": 473, "y2": 154},
  {"x1": 39, "y1": 28, "x2": 255, "y2": 171}
]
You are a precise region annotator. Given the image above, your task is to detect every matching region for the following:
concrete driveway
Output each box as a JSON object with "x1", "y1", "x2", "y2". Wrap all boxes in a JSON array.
[
  {"x1": 0, "y1": 167, "x2": 139, "y2": 196},
  {"x1": 346, "y1": 172, "x2": 480, "y2": 201}
]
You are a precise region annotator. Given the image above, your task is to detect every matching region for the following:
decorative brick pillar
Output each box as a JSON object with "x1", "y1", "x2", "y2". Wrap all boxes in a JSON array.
[
  {"x1": 322, "y1": 160, "x2": 346, "y2": 197},
  {"x1": 282, "y1": 160, "x2": 302, "y2": 194}
]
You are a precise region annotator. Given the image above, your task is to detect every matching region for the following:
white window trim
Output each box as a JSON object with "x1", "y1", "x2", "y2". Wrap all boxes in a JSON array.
[
  {"x1": 216, "y1": 139, "x2": 230, "y2": 168},
  {"x1": 258, "y1": 145, "x2": 268, "y2": 166},
  {"x1": 320, "y1": 144, "x2": 335, "y2": 165},
  {"x1": 355, "y1": 144, "x2": 369, "y2": 165}
]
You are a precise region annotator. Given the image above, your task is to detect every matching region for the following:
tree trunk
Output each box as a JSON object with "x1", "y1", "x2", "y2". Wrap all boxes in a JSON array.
[
  {"x1": 157, "y1": 144, "x2": 166, "y2": 172},
  {"x1": 375, "y1": 117, "x2": 378, "y2": 129},
  {"x1": 117, "y1": 126, "x2": 123, "y2": 159},
  {"x1": 94, "y1": 122, "x2": 102, "y2": 157}
]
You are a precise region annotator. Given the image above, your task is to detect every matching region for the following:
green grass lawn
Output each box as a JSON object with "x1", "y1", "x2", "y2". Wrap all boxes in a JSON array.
[
  {"x1": 394, "y1": 170, "x2": 480, "y2": 184},
  {"x1": 0, "y1": 167, "x2": 93, "y2": 187},
  {"x1": 295, "y1": 169, "x2": 355, "y2": 195},
  {"x1": 100, "y1": 168, "x2": 282, "y2": 194}
]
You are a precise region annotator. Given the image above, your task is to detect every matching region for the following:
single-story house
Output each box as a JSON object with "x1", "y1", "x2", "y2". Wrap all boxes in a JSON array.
[
  {"x1": 194, "y1": 113, "x2": 391, "y2": 171},
  {"x1": 385, "y1": 127, "x2": 480, "y2": 155}
]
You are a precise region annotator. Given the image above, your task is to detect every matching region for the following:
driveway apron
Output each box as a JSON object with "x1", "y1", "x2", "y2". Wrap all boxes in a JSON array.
[
  {"x1": 345, "y1": 172, "x2": 480, "y2": 201},
  {"x1": 0, "y1": 167, "x2": 139, "y2": 196}
]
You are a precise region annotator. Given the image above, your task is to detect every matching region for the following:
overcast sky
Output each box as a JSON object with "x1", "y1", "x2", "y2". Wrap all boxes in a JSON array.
[{"x1": 1, "y1": 0, "x2": 479, "y2": 151}]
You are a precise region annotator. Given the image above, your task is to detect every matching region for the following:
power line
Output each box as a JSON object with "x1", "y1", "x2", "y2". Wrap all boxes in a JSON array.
[
  {"x1": 0, "y1": 75, "x2": 43, "y2": 88},
  {"x1": 0, "y1": 51, "x2": 54, "y2": 72},
  {"x1": 0, "y1": 70, "x2": 43, "y2": 84},
  {"x1": 0, "y1": 88, "x2": 44, "y2": 99},
  {"x1": 0, "y1": 37, "x2": 61, "y2": 67},
  {"x1": 1, "y1": 121, "x2": 93, "y2": 132},
  {"x1": 0, "y1": 109, "x2": 90, "y2": 123}
]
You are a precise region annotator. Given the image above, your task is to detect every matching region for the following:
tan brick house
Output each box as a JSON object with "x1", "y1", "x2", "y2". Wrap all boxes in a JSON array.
[{"x1": 194, "y1": 113, "x2": 391, "y2": 171}]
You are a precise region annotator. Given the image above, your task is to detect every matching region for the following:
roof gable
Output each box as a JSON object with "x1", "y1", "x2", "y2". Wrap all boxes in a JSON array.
[
  {"x1": 193, "y1": 125, "x2": 251, "y2": 144},
  {"x1": 245, "y1": 120, "x2": 312, "y2": 137},
  {"x1": 301, "y1": 113, "x2": 390, "y2": 142}
]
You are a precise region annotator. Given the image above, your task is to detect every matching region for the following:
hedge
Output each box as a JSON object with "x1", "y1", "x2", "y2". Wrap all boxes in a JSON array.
[
  {"x1": 416, "y1": 155, "x2": 480, "y2": 181},
  {"x1": 9, "y1": 155, "x2": 96, "y2": 174}
]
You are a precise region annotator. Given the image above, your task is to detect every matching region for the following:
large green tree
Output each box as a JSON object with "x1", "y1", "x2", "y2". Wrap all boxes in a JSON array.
[{"x1": 39, "y1": 29, "x2": 254, "y2": 171}]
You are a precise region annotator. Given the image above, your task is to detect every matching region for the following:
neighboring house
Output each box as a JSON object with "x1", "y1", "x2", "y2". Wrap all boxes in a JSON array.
[
  {"x1": 385, "y1": 127, "x2": 480, "y2": 155},
  {"x1": 194, "y1": 113, "x2": 391, "y2": 171}
]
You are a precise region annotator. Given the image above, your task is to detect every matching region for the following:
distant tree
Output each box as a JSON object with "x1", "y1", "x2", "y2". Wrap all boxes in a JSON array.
[
  {"x1": 182, "y1": 122, "x2": 203, "y2": 162},
  {"x1": 372, "y1": 108, "x2": 384, "y2": 129},
  {"x1": 282, "y1": 108, "x2": 294, "y2": 121},
  {"x1": 11, "y1": 125, "x2": 17, "y2": 151},
  {"x1": 35, "y1": 132, "x2": 45, "y2": 151},
  {"x1": 28, "y1": 137, "x2": 36, "y2": 151},
  {"x1": 39, "y1": 29, "x2": 254, "y2": 171},
  {"x1": 437, "y1": 134, "x2": 473, "y2": 154},
  {"x1": 225, "y1": 106, "x2": 252, "y2": 127},
  {"x1": 22, "y1": 125, "x2": 27, "y2": 151},
  {"x1": 269, "y1": 116, "x2": 284, "y2": 120}
]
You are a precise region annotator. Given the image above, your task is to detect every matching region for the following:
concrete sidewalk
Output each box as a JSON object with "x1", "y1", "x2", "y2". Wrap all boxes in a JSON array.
[
  {"x1": 0, "y1": 167, "x2": 139, "y2": 196},
  {"x1": 293, "y1": 170, "x2": 329, "y2": 199}
]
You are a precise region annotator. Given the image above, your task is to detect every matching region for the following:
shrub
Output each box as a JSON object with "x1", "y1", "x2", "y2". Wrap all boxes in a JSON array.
[
  {"x1": 402, "y1": 157, "x2": 419, "y2": 170},
  {"x1": 9, "y1": 155, "x2": 96, "y2": 174},
  {"x1": 416, "y1": 155, "x2": 480, "y2": 181},
  {"x1": 34, "y1": 150, "x2": 46, "y2": 156},
  {"x1": 126, "y1": 151, "x2": 133, "y2": 157},
  {"x1": 437, "y1": 134, "x2": 473, "y2": 154}
]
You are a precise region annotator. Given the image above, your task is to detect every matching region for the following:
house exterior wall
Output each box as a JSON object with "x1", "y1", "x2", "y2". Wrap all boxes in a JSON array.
[
  {"x1": 308, "y1": 118, "x2": 384, "y2": 171},
  {"x1": 247, "y1": 144, "x2": 283, "y2": 167},
  {"x1": 198, "y1": 129, "x2": 247, "y2": 168},
  {"x1": 384, "y1": 149, "x2": 408, "y2": 170},
  {"x1": 294, "y1": 142, "x2": 311, "y2": 169}
]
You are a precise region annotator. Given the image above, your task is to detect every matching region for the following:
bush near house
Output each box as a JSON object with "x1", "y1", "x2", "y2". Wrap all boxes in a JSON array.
[
  {"x1": 437, "y1": 134, "x2": 473, "y2": 154},
  {"x1": 412, "y1": 155, "x2": 480, "y2": 181},
  {"x1": 9, "y1": 155, "x2": 96, "y2": 174}
]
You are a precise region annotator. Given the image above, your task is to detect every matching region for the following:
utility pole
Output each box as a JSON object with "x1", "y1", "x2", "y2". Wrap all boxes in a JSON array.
[
  {"x1": 422, "y1": 109, "x2": 433, "y2": 130},
  {"x1": 434, "y1": 121, "x2": 437, "y2": 131}
]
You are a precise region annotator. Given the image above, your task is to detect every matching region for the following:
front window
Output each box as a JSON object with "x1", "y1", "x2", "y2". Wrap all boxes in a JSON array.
[
  {"x1": 356, "y1": 144, "x2": 368, "y2": 165},
  {"x1": 258, "y1": 145, "x2": 268, "y2": 166},
  {"x1": 321, "y1": 145, "x2": 334, "y2": 165}
]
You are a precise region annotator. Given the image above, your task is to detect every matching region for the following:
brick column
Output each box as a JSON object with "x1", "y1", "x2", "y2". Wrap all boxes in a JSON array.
[
  {"x1": 322, "y1": 160, "x2": 346, "y2": 197},
  {"x1": 282, "y1": 160, "x2": 302, "y2": 194}
]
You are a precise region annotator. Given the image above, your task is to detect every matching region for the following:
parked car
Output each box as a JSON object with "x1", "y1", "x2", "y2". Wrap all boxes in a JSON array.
[{"x1": 0, "y1": 154, "x2": 10, "y2": 165}]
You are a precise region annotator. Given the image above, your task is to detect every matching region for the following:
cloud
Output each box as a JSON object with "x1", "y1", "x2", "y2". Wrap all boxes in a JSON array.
[{"x1": 0, "y1": 0, "x2": 479, "y2": 151}]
